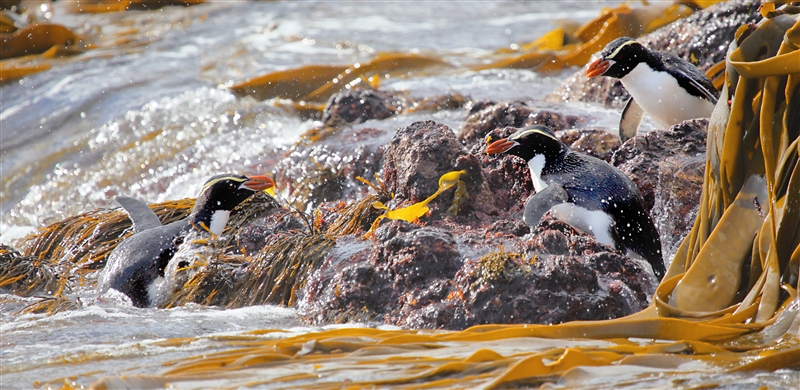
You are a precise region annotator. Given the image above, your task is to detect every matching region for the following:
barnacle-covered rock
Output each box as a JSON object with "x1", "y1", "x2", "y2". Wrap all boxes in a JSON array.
[{"x1": 299, "y1": 215, "x2": 654, "y2": 329}]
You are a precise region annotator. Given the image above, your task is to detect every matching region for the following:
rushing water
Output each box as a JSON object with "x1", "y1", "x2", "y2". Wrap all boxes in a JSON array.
[{"x1": 0, "y1": 1, "x2": 747, "y2": 388}]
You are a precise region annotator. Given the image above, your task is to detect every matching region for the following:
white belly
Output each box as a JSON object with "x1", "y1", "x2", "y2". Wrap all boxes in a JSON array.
[
  {"x1": 621, "y1": 64, "x2": 715, "y2": 128},
  {"x1": 549, "y1": 203, "x2": 615, "y2": 248}
]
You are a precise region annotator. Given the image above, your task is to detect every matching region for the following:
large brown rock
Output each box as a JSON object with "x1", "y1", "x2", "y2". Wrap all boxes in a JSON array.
[
  {"x1": 612, "y1": 119, "x2": 707, "y2": 259},
  {"x1": 381, "y1": 120, "x2": 498, "y2": 219}
]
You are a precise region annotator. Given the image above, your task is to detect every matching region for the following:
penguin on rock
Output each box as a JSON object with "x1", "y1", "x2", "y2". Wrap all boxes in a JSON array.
[
  {"x1": 486, "y1": 125, "x2": 666, "y2": 280},
  {"x1": 98, "y1": 173, "x2": 275, "y2": 307},
  {"x1": 586, "y1": 37, "x2": 719, "y2": 142}
]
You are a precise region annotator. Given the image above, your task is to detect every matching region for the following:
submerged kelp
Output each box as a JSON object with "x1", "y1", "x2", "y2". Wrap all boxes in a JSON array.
[{"x1": 91, "y1": 6, "x2": 800, "y2": 388}]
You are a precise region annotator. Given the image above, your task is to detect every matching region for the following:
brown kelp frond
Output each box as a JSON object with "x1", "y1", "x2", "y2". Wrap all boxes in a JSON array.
[
  {"x1": 16, "y1": 295, "x2": 82, "y2": 316},
  {"x1": 325, "y1": 194, "x2": 387, "y2": 236},
  {"x1": 326, "y1": 176, "x2": 392, "y2": 236},
  {"x1": 160, "y1": 255, "x2": 248, "y2": 309},
  {"x1": 229, "y1": 233, "x2": 335, "y2": 308},
  {"x1": 21, "y1": 199, "x2": 193, "y2": 272},
  {"x1": 0, "y1": 245, "x2": 60, "y2": 297}
]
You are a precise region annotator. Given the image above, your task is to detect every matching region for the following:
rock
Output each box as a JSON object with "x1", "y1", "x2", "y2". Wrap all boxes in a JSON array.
[
  {"x1": 468, "y1": 126, "x2": 534, "y2": 215},
  {"x1": 459, "y1": 101, "x2": 583, "y2": 145},
  {"x1": 555, "y1": 128, "x2": 621, "y2": 162},
  {"x1": 611, "y1": 119, "x2": 707, "y2": 260},
  {"x1": 273, "y1": 124, "x2": 391, "y2": 209},
  {"x1": 548, "y1": 0, "x2": 762, "y2": 107},
  {"x1": 321, "y1": 88, "x2": 401, "y2": 126},
  {"x1": 381, "y1": 120, "x2": 498, "y2": 219},
  {"x1": 298, "y1": 215, "x2": 655, "y2": 329}
]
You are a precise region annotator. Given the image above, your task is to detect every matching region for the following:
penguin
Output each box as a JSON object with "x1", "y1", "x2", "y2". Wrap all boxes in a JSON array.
[
  {"x1": 98, "y1": 173, "x2": 275, "y2": 307},
  {"x1": 586, "y1": 37, "x2": 719, "y2": 142},
  {"x1": 486, "y1": 125, "x2": 665, "y2": 280}
]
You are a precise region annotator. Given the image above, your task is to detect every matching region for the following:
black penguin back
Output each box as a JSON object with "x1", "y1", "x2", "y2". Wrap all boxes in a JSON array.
[
  {"x1": 99, "y1": 220, "x2": 189, "y2": 307},
  {"x1": 543, "y1": 152, "x2": 665, "y2": 279}
]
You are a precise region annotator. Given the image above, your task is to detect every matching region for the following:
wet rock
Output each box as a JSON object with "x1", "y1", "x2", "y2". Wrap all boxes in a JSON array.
[
  {"x1": 381, "y1": 120, "x2": 498, "y2": 219},
  {"x1": 548, "y1": 0, "x2": 762, "y2": 107},
  {"x1": 611, "y1": 119, "x2": 707, "y2": 259},
  {"x1": 467, "y1": 126, "x2": 534, "y2": 216},
  {"x1": 236, "y1": 208, "x2": 305, "y2": 255},
  {"x1": 273, "y1": 125, "x2": 391, "y2": 210},
  {"x1": 299, "y1": 214, "x2": 655, "y2": 329},
  {"x1": 321, "y1": 88, "x2": 401, "y2": 126},
  {"x1": 299, "y1": 221, "x2": 463, "y2": 327},
  {"x1": 555, "y1": 128, "x2": 621, "y2": 162},
  {"x1": 459, "y1": 101, "x2": 583, "y2": 145}
]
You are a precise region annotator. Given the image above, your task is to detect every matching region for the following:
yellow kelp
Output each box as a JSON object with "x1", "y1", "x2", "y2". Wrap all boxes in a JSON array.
[
  {"x1": 370, "y1": 170, "x2": 466, "y2": 229},
  {"x1": 91, "y1": 9, "x2": 800, "y2": 389},
  {"x1": 231, "y1": 53, "x2": 453, "y2": 104},
  {"x1": 475, "y1": 3, "x2": 694, "y2": 72}
]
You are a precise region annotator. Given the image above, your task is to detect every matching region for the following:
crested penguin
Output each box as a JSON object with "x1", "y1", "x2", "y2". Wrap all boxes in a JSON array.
[
  {"x1": 586, "y1": 37, "x2": 718, "y2": 142},
  {"x1": 486, "y1": 125, "x2": 665, "y2": 280},
  {"x1": 98, "y1": 173, "x2": 275, "y2": 307}
]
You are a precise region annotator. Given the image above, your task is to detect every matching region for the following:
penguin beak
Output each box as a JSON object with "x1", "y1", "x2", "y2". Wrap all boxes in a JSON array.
[
  {"x1": 486, "y1": 138, "x2": 518, "y2": 155},
  {"x1": 586, "y1": 58, "x2": 612, "y2": 78},
  {"x1": 241, "y1": 175, "x2": 275, "y2": 191}
]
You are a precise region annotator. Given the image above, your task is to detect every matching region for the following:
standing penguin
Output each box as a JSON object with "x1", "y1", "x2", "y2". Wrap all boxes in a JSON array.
[
  {"x1": 586, "y1": 37, "x2": 718, "y2": 142},
  {"x1": 486, "y1": 126, "x2": 665, "y2": 280},
  {"x1": 98, "y1": 173, "x2": 275, "y2": 307}
]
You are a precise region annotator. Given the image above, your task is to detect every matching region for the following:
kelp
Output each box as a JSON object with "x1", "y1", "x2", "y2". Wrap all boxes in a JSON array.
[
  {"x1": 370, "y1": 170, "x2": 466, "y2": 230},
  {"x1": 230, "y1": 53, "x2": 453, "y2": 104},
  {"x1": 0, "y1": 244, "x2": 59, "y2": 296},
  {"x1": 22, "y1": 199, "x2": 192, "y2": 272},
  {"x1": 94, "y1": 9, "x2": 800, "y2": 388},
  {"x1": 228, "y1": 232, "x2": 335, "y2": 308},
  {"x1": 66, "y1": 0, "x2": 204, "y2": 14}
]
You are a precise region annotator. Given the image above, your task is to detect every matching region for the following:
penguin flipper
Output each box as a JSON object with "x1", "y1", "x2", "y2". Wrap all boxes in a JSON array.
[
  {"x1": 522, "y1": 184, "x2": 569, "y2": 227},
  {"x1": 116, "y1": 196, "x2": 162, "y2": 233},
  {"x1": 619, "y1": 97, "x2": 644, "y2": 143}
]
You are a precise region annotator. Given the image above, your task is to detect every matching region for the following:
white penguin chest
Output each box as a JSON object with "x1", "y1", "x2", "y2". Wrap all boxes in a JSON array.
[
  {"x1": 620, "y1": 64, "x2": 715, "y2": 128},
  {"x1": 549, "y1": 203, "x2": 615, "y2": 248},
  {"x1": 528, "y1": 154, "x2": 548, "y2": 193}
]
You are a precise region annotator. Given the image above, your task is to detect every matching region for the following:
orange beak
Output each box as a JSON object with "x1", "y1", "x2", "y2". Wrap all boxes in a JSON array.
[
  {"x1": 586, "y1": 58, "x2": 611, "y2": 78},
  {"x1": 243, "y1": 175, "x2": 275, "y2": 191},
  {"x1": 486, "y1": 138, "x2": 517, "y2": 155}
]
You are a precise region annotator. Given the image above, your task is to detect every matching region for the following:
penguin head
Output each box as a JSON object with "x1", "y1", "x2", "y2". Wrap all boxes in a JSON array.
[
  {"x1": 485, "y1": 125, "x2": 566, "y2": 164},
  {"x1": 586, "y1": 37, "x2": 647, "y2": 79},
  {"x1": 190, "y1": 173, "x2": 275, "y2": 235}
]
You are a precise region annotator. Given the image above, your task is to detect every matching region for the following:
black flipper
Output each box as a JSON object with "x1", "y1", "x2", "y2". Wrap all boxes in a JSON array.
[
  {"x1": 522, "y1": 184, "x2": 569, "y2": 227},
  {"x1": 116, "y1": 196, "x2": 162, "y2": 233},
  {"x1": 619, "y1": 97, "x2": 644, "y2": 143}
]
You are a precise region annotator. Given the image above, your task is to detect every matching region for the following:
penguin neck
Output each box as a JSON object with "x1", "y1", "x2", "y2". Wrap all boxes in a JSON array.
[
  {"x1": 189, "y1": 209, "x2": 231, "y2": 236},
  {"x1": 527, "y1": 154, "x2": 549, "y2": 193},
  {"x1": 525, "y1": 145, "x2": 567, "y2": 192}
]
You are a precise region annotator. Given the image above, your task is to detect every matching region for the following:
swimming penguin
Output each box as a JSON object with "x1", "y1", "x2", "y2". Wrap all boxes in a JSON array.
[
  {"x1": 486, "y1": 126, "x2": 665, "y2": 280},
  {"x1": 586, "y1": 37, "x2": 718, "y2": 142},
  {"x1": 98, "y1": 173, "x2": 275, "y2": 307}
]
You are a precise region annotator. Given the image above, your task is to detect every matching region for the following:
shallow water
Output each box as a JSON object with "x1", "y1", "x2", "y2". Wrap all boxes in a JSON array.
[{"x1": 2, "y1": 1, "x2": 787, "y2": 388}]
